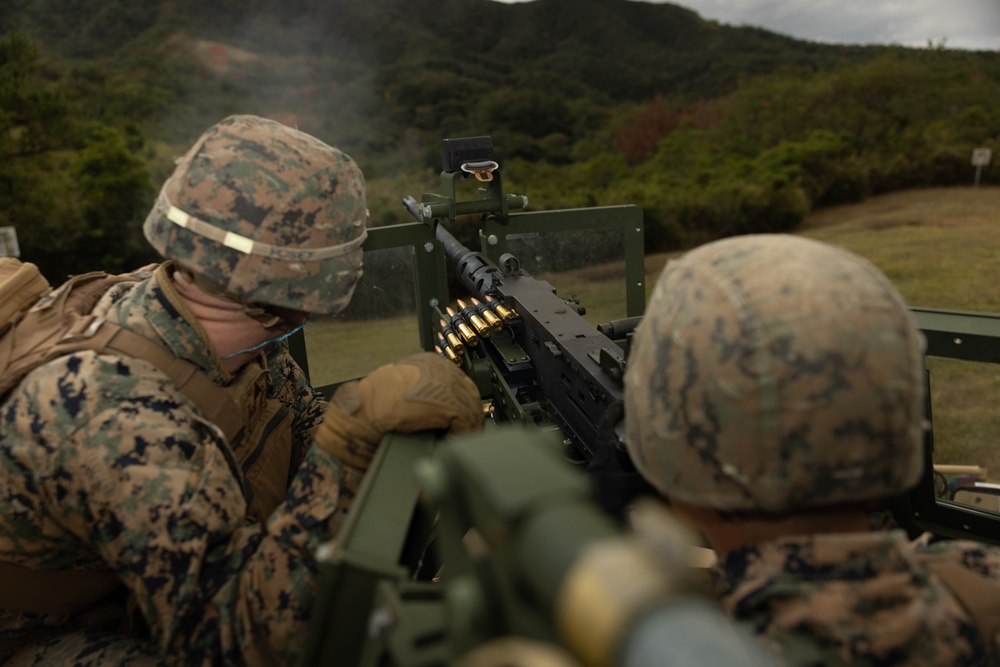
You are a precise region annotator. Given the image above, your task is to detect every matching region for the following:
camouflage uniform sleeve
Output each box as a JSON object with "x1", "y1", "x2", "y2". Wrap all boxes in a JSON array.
[
  {"x1": 15, "y1": 352, "x2": 349, "y2": 665},
  {"x1": 267, "y1": 343, "x2": 327, "y2": 475},
  {"x1": 265, "y1": 344, "x2": 368, "y2": 522}
]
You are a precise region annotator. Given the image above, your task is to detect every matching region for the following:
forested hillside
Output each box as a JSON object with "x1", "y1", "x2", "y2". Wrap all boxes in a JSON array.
[{"x1": 1, "y1": 0, "x2": 998, "y2": 280}]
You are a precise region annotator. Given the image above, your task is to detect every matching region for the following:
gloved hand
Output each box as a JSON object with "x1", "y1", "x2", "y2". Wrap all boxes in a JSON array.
[{"x1": 313, "y1": 352, "x2": 483, "y2": 470}]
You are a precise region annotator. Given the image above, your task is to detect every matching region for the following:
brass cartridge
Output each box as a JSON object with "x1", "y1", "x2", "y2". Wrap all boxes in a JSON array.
[
  {"x1": 485, "y1": 295, "x2": 516, "y2": 323},
  {"x1": 456, "y1": 298, "x2": 491, "y2": 338},
  {"x1": 446, "y1": 307, "x2": 479, "y2": 347},
  {"x1": 438, "y1": 319, "x2": 465, "y2": 356},
  {"x1": 435, "y1": 341, "x2": 462, "y2": 366},
  {"x1": 470, "y1": 297, "x2": 504, "y2": 333}
]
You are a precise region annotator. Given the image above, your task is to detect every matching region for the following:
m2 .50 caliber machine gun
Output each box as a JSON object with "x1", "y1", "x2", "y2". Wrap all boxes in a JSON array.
[{"x1": 402, "y1": 137, "x2": 652, "y2": 511}]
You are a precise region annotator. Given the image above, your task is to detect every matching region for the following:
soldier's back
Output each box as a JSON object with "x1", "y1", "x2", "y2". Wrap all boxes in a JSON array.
[{"x1": 716, "y1": 530, "x2": 999, "y2": 666}]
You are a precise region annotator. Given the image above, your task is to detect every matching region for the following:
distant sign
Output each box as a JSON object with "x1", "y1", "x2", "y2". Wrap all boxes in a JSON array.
[
  {"x1": 972, "y1": 148, "x2": 992, "y2": 167},
  {"x1": 0, "y1": 227, "x2": 19, "y2": 257}
]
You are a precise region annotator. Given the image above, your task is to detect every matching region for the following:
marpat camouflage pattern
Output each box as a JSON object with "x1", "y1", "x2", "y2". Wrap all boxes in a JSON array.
[
  {"x1": 717, "y1": 530, "x2": 1000, "y2": 666},
  {"x1": 143, "y1": 114, "x2": 367, "y2": 316},
  {"x1": 0, "y1": 268, "x2": 364, "y2": 665},
  {"x1": 0, "y1": 115, "x2": 375, "y2": 665},
  {"x1": 624, "y1": 233, "x2": 1000, "y2": 667},
  {"x1": 624, "y1": 234, "x2": 927, "y2": 514}
]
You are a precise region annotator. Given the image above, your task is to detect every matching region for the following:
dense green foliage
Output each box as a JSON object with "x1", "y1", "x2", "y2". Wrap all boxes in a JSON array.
[
  {"x1": 0, "y1": 33, "x2": 157, "y2": 280},
  {"x1": 0, "y1": 0, "x2": 998, "y2": 278},
  {"x1": 505, "y1": 48, "x2": 1000, "y2": 250}
]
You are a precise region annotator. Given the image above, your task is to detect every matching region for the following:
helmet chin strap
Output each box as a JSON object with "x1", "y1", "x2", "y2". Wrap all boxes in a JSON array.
[{"x1": 218, "y1": 321, "x2": 307, "y2": 360}]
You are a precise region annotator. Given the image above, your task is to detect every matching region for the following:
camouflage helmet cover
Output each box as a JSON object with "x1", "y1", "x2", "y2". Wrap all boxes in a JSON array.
[
  {"x1": 143, "y1": 114, "x2": 367, "y2": 315},
  {"x1": 624, "y1": 234, "x2": 927, "y2": 514}
]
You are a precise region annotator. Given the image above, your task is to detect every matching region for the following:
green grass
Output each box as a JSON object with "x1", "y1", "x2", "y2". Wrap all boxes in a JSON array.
[
  {"x1": 796, "y1": 187, "x2": 1000, "y2": 314},
  {"x1": 302, "y1": 314, "x2": 423, "y2": 389},
  {"x1": 643, "y1": 185, "x2": 1000, "y2": 482},
  {"x1": 925, "y1": 357, "x2": 1000, "y2": 475}
]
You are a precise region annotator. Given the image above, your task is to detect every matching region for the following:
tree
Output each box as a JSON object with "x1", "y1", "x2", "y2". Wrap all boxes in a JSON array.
[{"x1": 0, "y1": 33, "x2": 155, "y2": 280}]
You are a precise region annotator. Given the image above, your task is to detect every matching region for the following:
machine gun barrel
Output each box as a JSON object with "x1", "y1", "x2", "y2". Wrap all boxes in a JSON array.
[{"x1": 431, "y1": 215, "x2": 505, "y2": 296}]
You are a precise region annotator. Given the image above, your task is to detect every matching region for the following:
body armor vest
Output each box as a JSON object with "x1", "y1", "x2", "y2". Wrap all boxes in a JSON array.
[{"x1": 0, "y1": 258, "x2": 294, "y2": 620}]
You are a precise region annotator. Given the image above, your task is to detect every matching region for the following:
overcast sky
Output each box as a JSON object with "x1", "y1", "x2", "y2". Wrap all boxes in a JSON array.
[{"x1": 491, "y1": 0, "x2": 1000, "y2": 51}]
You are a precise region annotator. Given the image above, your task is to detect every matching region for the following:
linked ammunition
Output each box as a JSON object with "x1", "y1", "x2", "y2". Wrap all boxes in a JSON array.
[
  {"x1": 470, "y1": 297, "x2": 504, "y2": 333},
  {"x1": 446, "y1": 306, "x2": 479, "y2": 347},
  {"x1": 456, "y1": 298, "x2": 491, "y2": 339},
  {"x1": 436, "y1": 331, "x2": 463, "y2": 360},
  {"x1": 438, "y1": 319, "x2": 465, "y2": 356},
  {"x1": 485, "y1": 295, "x2": 516, "y2": 323},
  {"x1": 435, "y1": 342, "x2": 462, "y2": 366}
]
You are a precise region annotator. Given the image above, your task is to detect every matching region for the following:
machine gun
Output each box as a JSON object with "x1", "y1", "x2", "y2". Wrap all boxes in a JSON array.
[{"x1": 399, "y1": 138, "x2": 651, "y2": 509}]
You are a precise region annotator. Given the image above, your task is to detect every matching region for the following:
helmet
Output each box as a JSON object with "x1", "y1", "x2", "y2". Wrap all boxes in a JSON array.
[
  {"x1": 143, "y1": 114, "x2": 367, "y2": 316},
  {"x1": 624, "y1": 234, "x2": 926, "y2": 514}
]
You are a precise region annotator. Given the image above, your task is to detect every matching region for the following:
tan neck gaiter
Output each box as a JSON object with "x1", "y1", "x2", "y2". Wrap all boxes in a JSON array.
[{"x1": 170, "y1": 270, "x2": 272, "y2": 374}]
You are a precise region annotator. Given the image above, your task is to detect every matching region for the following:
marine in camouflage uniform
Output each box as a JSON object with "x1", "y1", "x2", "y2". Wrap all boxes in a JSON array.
[
  {"x1": 0, "y1": 115, "x2": 482, "y2": 665},
  {"x1": 623, "y1": 234, "x2": 1000, "y2": 666}
]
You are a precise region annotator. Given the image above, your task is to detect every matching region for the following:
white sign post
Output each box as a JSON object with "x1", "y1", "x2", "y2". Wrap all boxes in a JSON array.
[
  {"x1": 972, "y1": 148, "x2": 992, "y2": 187},
  {"x1": 0, "y1": 227, "x2": 19, "y2": 258}
]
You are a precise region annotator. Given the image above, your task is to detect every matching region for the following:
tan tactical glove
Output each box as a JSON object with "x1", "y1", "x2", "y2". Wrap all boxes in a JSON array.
[{"x1": 313, "y1": 351, "x2": 483, "y2": 470}]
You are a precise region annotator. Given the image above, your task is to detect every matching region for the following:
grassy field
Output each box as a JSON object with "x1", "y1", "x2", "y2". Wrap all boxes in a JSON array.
[
  {"x1": 302, "y1": 313, "x2": 423, "y2": 388},
  {"x1": 795, "y1": 187, "x2": 1000, "y2": 314},
  {"x1": 303, "y1": 185, "x2": 1000, "y2": 482}
]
